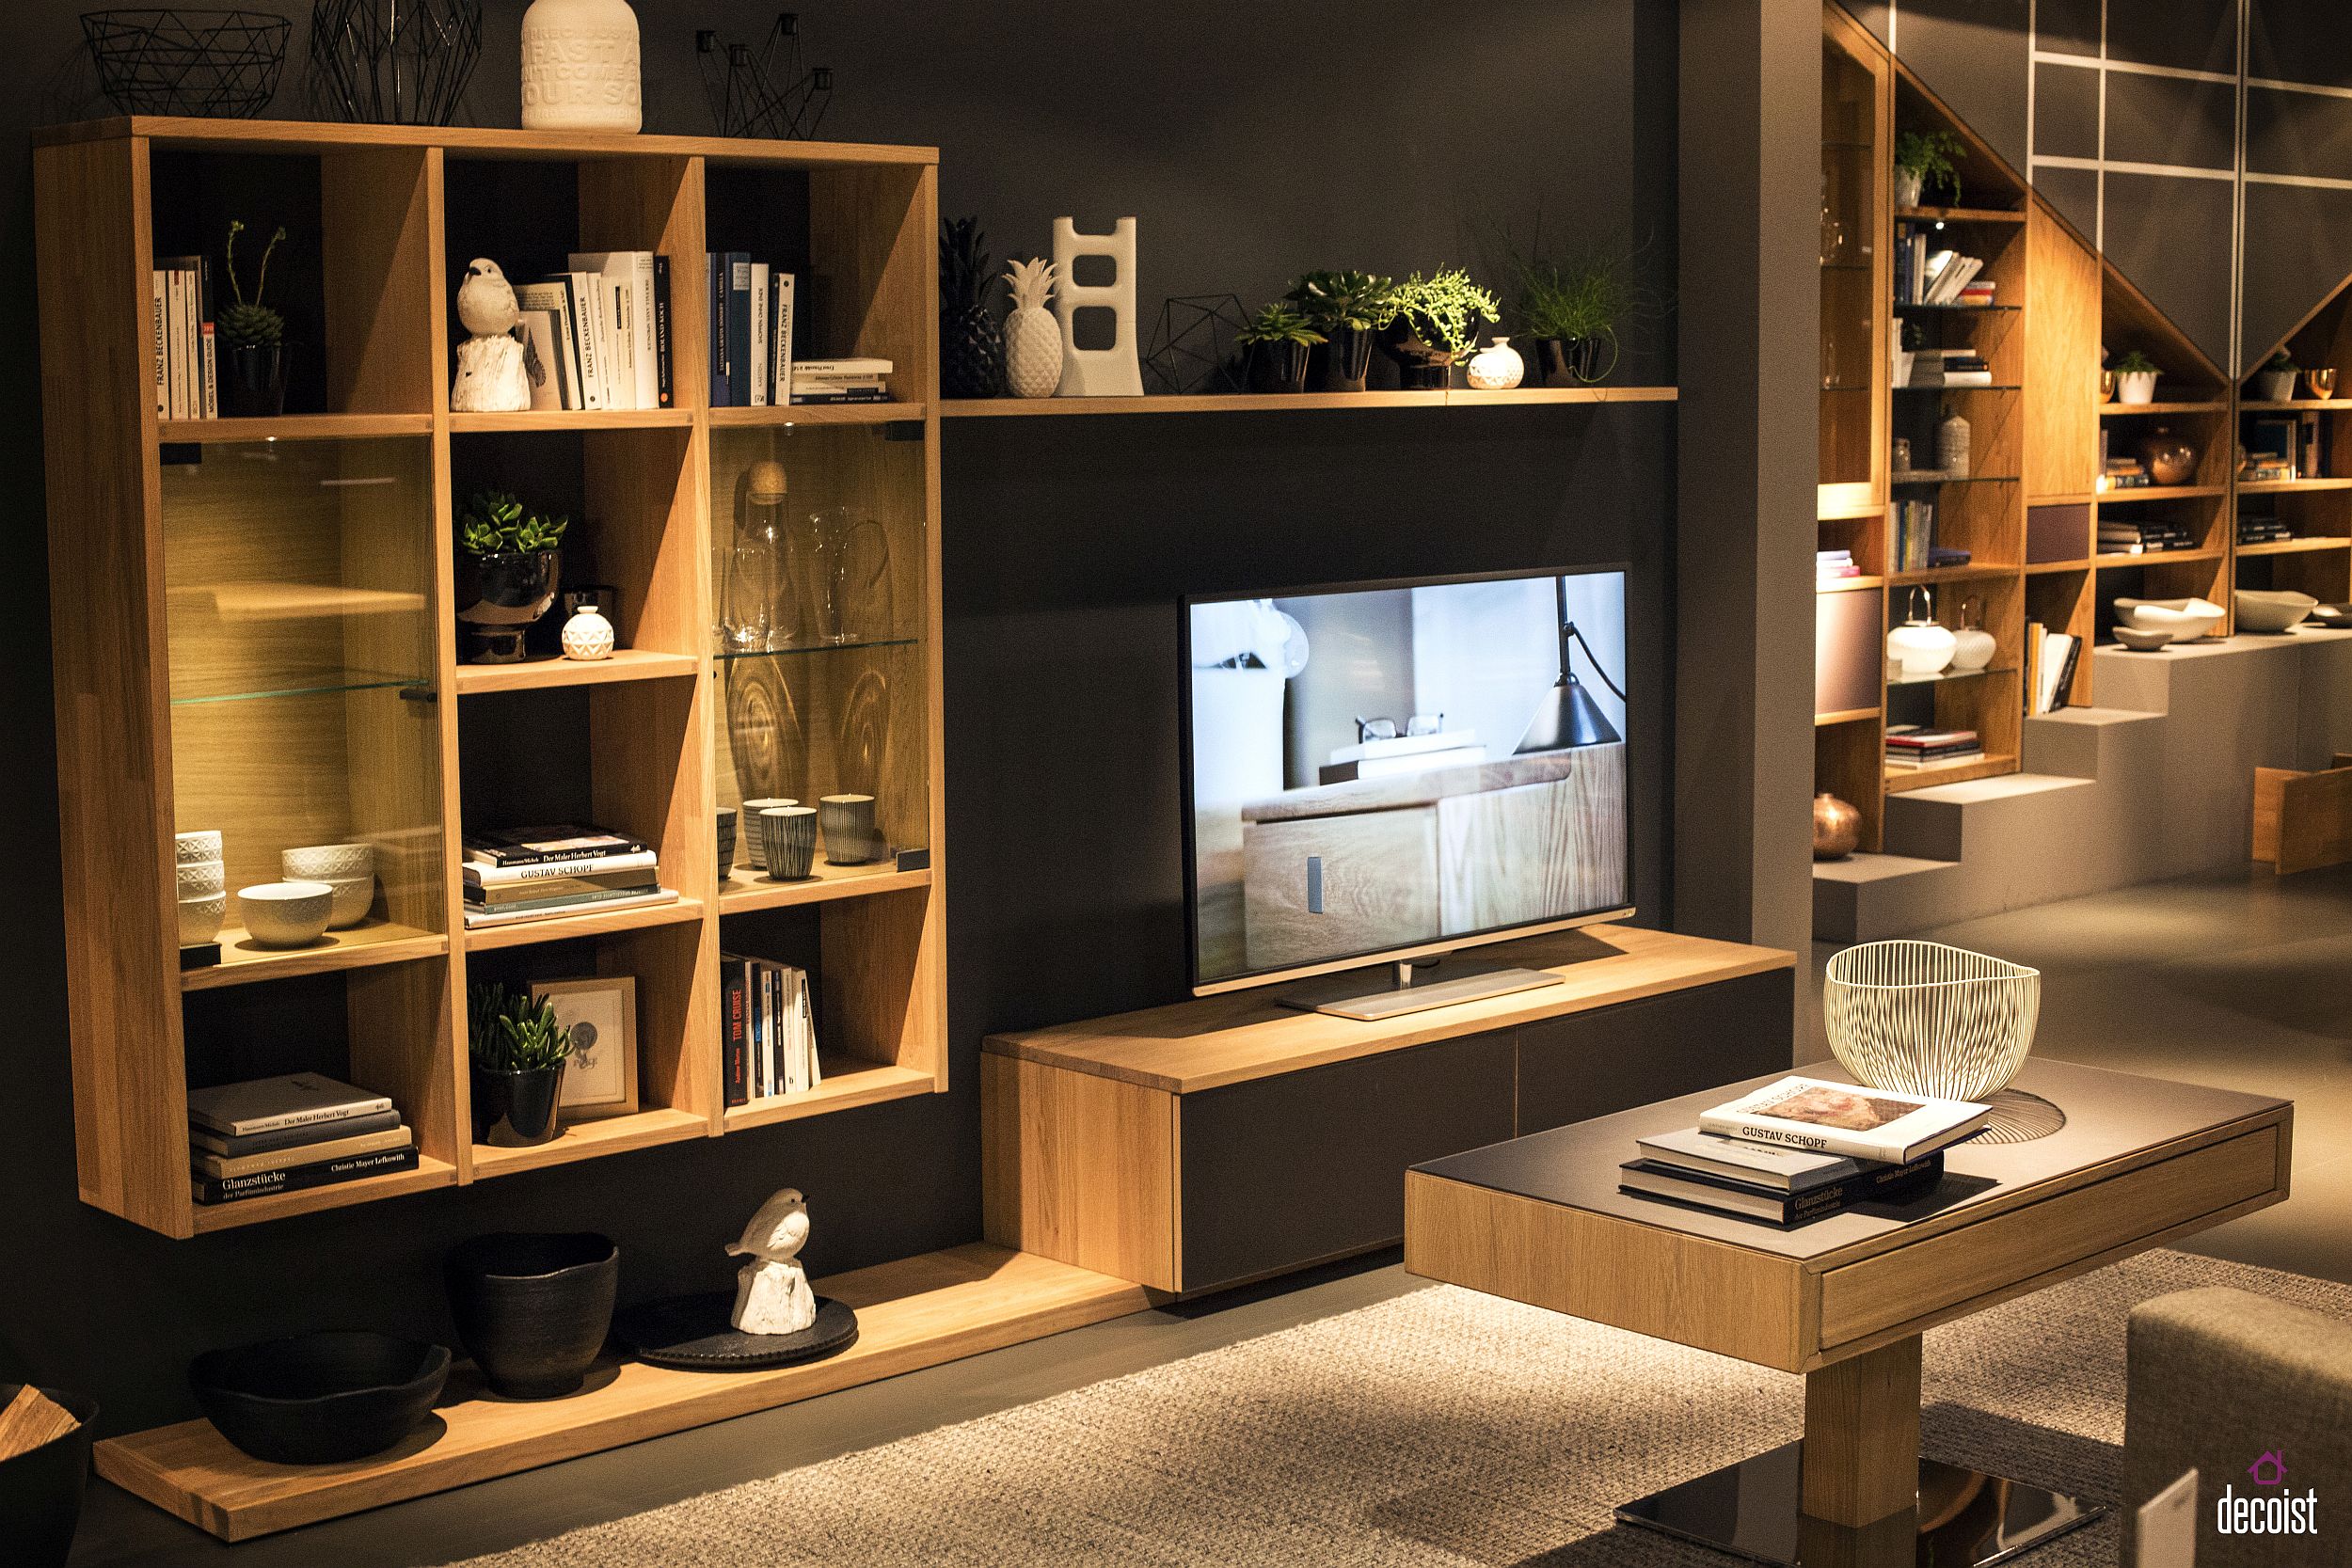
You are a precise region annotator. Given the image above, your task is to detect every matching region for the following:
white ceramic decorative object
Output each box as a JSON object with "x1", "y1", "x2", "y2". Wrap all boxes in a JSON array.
[
  {"x1": 282, "y1": 842, "x2": 374, "y2": 881},
  {"x1": 1464, "y1": 337, "x2": 1525, "y2": 391},
  {"x1": 2234, "y1": 588, "x2": 2317, "y2": 634},
  {"x1": 178, "y1": 892, "x2": 225, "y2": 946},
  {"x1": 175, "y1": 830, "x2": 223, "y2": 865},
  {"x1": 1935, "y1": 404, "x2": 1971, "y2": 479},
  {"x1": 727, "y1": 1187, "x2": 818, "y2": 1336},
  {"x1": 1892, "y1": 346, "x2": 1915, "y2": 389},
  {"x1": 1886, "y1": 587, "x2": 1958, "y2": 679},
  {"x1": 236, "y1": 881, "x2": 335, "y2": 948},
  {"x1": 2116, "y1": 370, "x2": 2158, "y2": 405},
  {"x1": 519, "y1": 0, "x2": 641, "y2": 133},
  {"x1": 323, "y1": 876, "x2": 375, "y2": 928},
  {"x1": 1001, "y1": 258, "x2": 1062, "y2": 398},
  {"x1": 2114, "y1": 595, "x2": 2225, "y2": 642},
  {"x1": 176, "y1": 859, "x2": 226, "y2": 897},
  {"x1": 2257, "y1": 370, "x2": 2298, "y2": 403},
  {"x1": 1824, "y1": 940, "x2": 2041, "y2": 1101},
  {"x1": 1894, "y1": 166, "x2": 1925, "y2": 209},
  {"x1": 451, "y1": 259, "x2": 532, "y2": 412},
  {"x1": 1948, "y1": 597, "x2": 1995, "y2": 673},
  {"x1": 563, "y1": 600, "x2": 616, "y2": 660},
  {"x1": 1051, "y1": 217, "x2": 1142, "y2": 397}
]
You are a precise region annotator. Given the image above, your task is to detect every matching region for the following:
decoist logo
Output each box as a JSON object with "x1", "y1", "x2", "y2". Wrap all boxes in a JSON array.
[{"x1": 2216, "y1": 1449, "x2": 2319, "y2": 1536}]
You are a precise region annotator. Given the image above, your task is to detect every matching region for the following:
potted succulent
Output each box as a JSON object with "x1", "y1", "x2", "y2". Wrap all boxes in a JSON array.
[
  {"x1": 469, "y1": 983, "x2": 573, "y2": 1148},
  {"x1": 219, "y1": 219, "x2": 289, "y2": 418},
  {"x1": 455, "y1": 489, "x2": 567, "y2": 663},
  {"x1": 2257, "y1": 349, "x2": 2299, "y2": 403},
  {"x1": 938, "y1": 217, "x2": 1003, "y2": 399},
  {"x1": 1236, "y1": 302, "x2": 1324, "y2": 395},
  {"x1": 2112, "y1": 349, "x2": 2160, "y2": 405},
  {"x1": 1894, "y1": 128, "x2": 1965, "y2": 210},
  {"x1": 1286, "y1": 270, "x2": 1392, "y2": 392},
  {"x1": 1373, "y1": 269, "x2": 1500, "y2": 389}
]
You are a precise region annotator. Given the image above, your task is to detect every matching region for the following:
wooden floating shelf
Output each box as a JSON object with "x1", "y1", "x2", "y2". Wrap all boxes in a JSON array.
[
  {"x1": 2098, "y1": 402, "x2": 2229, "y2": 416},
  {"x1": 2239, "y1": 478, "x2": 2352, "y2": 494},
  {"x1": 1816, "y1": 707, "x2": 1881, "y2": 727},
  {"x1": 2237, "y1": 536, "x2": 2352, "y2": 556},
  {"x1": 1884, "y1": 752, "x2": 2019, "y2": 793},
  {"x1": 2026, "y1": 559, "x2": 2094, "y2": 575},
  {"x1": 452, "y1": 650, "x2": 702, "y2": 695},
  {"x1": 190, "y1": 1155, "x2": 458, "y2": 1235},
  {"x1": 2095, "y1": 484, "x2": 2229, "y2": 504},
  {"x1": 2240, "y1": 399, "x2": 2352, "y2": 412},
  {"x1": 90, "y1": 1243, "x2": 1150, "y2": 1542},
  {"x1": 469, "y1": 1106, "x2": 709, "y2": 1180},
  {"x1": 708, "y1": 401, "x2": 927, "y2": 427},
  {"x1": 34, "y1": 114, "x2": 940, "y2": 169},
  {"x1": 1889, "y1": 562, "x2": 2017, "y2": 585},
  {"x1": 449, "y1": 408, "x2": 694, "y2": 435},
  {"x1": 1895, "y1": 205, "x2": 2025, "y2": 224},
  {"x1": 940, "y1": 386, "x2": 1677, "y2": 418},
  {"x1": 158, "y1": 414, "x2": 433, "y2": 443},
  {"x1": 182, "y1": 922, "x2": 447, "y2": 992},
  {"x1": 716, "y1": 862, "x2": 930, "y2": 912},
  {"x1": 462, "y1": 896, "x2": 706, "y2": 952},
  {"x1": 2094, "y1": 548, "x2": 2226, "y2": 568},
  {"x1": 723, "y1": 1057, "x2": 936, "y2": 1131},
  {"x1": 1816, "y1": 574, "x2": 1885, "y2": 593}
]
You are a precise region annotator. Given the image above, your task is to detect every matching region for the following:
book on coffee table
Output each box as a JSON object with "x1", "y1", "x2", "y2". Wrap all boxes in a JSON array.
[
  {"x1": 1698, "y1": 1075, "x2": 1989, "y2": 1164},
  {"x1": 1634, "y1": 1126, "x2": 1900, "y2": 1192},
  {"x1": 1619, "y1": 1154, "x2": 1943, "y2": 1226}
]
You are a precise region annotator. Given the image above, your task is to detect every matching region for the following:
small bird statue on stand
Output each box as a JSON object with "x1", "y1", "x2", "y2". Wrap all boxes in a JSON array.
[
  {"x1": 725, "y1": 1186, "x2": 817, "y2": 1335},
  {"x1": 451, "y1": 258, "x2": 535, "y2": 413}
]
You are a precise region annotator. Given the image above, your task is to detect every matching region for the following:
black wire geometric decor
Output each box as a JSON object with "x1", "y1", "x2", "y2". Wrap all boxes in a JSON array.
[
  {"x1": 1144, "y1": 295, "x2": 1249, "y2": 395},
  {"x1": 697, "y1": 13, "x2": 834, "y2": 140},
  {"x1": 309, "y1": 0, "x2": 482, "y2": 126},
  {"x1": 82, "y1": 9, "x2": 292, "y2": 117}
]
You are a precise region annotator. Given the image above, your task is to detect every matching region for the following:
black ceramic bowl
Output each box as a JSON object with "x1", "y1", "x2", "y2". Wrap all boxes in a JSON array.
[
  {"x1": 0, "y1": 1385, "x2": 96, "y2": 1568},
  {"x1": 446, "y1": 1232, "x2": 620, "y2": 1400},
  {"x1": 190, "y1": 1332, "x2": 449, "y2": 1465}
]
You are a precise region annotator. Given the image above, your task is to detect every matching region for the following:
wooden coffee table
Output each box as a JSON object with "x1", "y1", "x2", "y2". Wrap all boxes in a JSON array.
[{"x1": 1405, "y1": 1058, "x2": 2291, "y2": 1566}]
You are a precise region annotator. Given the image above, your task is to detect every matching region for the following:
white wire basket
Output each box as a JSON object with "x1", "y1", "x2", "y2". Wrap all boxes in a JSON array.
[{"x1": 1823, "y1": 941, "x2": 2041, "y2": 1101}]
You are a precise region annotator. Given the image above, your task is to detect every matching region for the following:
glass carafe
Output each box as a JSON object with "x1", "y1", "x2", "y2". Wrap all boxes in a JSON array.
[
  {"x1": 727, "y1": 459, "x2": 793, "y2": 651},
  {"x1": 800, "y1": 504, "x2": 893, "y2": 644}
]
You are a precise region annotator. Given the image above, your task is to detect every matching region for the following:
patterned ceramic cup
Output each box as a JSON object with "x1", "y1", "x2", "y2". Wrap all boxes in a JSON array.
[
  {"x1": 759, "y1": 806, "x2": 818, "y2": 881},
  {"x1": 738, "y1": 800, "x2": 795, "y2": 870},
  {"x1": 819, "y1": 794, "x2": 881, "y2": 865}
]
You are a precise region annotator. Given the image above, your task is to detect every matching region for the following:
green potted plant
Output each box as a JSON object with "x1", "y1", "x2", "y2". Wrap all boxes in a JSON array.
[
  {"x1": 1373, "y1": 269, "x2": 1500, "y2": 389},
  {"x1": 219, "y1": 219, "x2": 289, "y2": 418},
  {"x1": 1513, "y1": 245, "x2": 1651, "y2": 387},
  {"x1": 2112, "y1": 349, "x2": 2160, "y2": 405},
  {"x1": 1894, "y1": 129, "x2": 1965, "y2": 210},
  {"x1": 1235, "y1": 302, "x2": 1325, "y2": 395},
  {"x1": 1286, "y1": 270, "x2": 1392, "y2": 391},
  {"x1": 469, "y1": 983, "x2": 574, "y2": 1147},
  {"x1": 455, "y1": 489, "x2": 569, "y2": 663},
  {"x1": 2257, "y1": 349, "x2": 2299, "y2": 404}
]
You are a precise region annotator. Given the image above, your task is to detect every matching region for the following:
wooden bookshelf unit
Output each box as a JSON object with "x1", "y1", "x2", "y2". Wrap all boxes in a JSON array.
[{"x1": 34, "y1": 118, "x2": 948, "y2": 1240}]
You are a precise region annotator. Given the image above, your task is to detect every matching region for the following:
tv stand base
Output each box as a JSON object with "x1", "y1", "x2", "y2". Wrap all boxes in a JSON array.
[{"x1": 1275, "y1": 960, "x2": 1565, "y2": 1021}]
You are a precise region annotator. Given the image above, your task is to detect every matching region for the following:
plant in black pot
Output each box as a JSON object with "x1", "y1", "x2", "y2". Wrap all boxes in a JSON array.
[
  {"x1": 469, "y1": 982, "x2": 573, "y2": 1147},
  {"x1": 446, "y1": 1232, "x2": 620, "y2": 1400},
  {"x1": 1287, "y1": 270, "x2": 1392, "y2": 392},
  {"x1": 1373, "y1": 269, "x2": 1498, "y2": 389},
  {"x1": 219, "y1": 219, "x2": 289, "y2": 418},
  {"x1": 1512, "y1": 240, "x2": 1658, "y2": 387},
  {"x1": 1236, "y1": 302, "x2": 1324, "y2": 395},
  {"x1": 455, "y1": 490, "x2": 567, "y2": 663},
  {"x1": 939, "y1": 216, "x2": 1003, "y2": 398}
]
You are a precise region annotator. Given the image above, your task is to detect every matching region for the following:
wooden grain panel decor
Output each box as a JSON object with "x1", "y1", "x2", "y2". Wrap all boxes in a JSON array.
[{"x1": 2253, "y1": 755, "x2": 2352, "y2": 875}]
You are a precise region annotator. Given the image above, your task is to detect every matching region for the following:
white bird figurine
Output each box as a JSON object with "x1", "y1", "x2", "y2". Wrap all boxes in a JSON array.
[
  {"x1": 725, "y1": 1186, "x2": 818, "y2": 1335},
  {"x1": 451, "y1": 258, "x2": 535, "y2": 413}
]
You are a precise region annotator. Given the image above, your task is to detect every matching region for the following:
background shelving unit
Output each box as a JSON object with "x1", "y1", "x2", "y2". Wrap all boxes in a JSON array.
[
  {"x1": 2232, "y1": 275, "x2": 2352, "y2": 606},
  {"x1": 35, "y1": 119, "x2": 946, "y2": 1242}
]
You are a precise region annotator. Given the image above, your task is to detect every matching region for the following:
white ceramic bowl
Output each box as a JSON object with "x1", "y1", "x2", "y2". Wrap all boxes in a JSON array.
[
  {"x1": 175, "y1": 830, "x2": 223, "y2": 865},
  {"x1": 237, "y1": 881, "x2": 335, "y2": 948},
  {"x1": 323, "y1": 875, "x2": 376, "y2": 929},
  {"x1": 2113, "y1": 596, "x2": 2225, "y2": 642},
  {"x1": 177, "y1": 892, "x2": 225, "y2": 946},
  {"x1": 176, "y1": 858, "x2": 226, "y2": 897},
  {"x1": 282, "y1": 842, "x2": 374, "y2": 881}
]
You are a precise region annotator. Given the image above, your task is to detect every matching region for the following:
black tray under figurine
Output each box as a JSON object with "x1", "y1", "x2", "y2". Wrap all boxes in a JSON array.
[{"x1": 614, "y1": 1293, "x2": 858, "y2": 1372}]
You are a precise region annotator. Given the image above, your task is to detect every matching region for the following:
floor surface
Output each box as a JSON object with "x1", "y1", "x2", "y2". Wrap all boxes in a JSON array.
[{"x1": 68, "y1": 864, "x2": 2352, "y2": 1565}]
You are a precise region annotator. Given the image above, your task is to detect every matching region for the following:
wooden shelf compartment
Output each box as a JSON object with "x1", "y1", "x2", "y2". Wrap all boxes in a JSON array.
[
  {"x1": 2239, "y1": 400, "x2": 2352, "y2": 413},
  {"x1": 182, "y1": 920, "x2": 446, "y2": 991},
  {"x1": 1884, "y1": 751, "x2": 2020, "y2": 791},
  {"x1": 718, "y1": 859, "x2": 931, "y2": 911},
  {"x1": 159, "y1": 414, "x2": 435, "y2": 443},
  {"x1": 709, "y1": 400, "x2": 930, "y2": 427},
  {"x1": 190, "y1": 1154, "x2": 457, "y2": 1234},
  {"x1": 468, "y1": 1105, "x2": 709, "y2": 1179},
  {"x1": 40, "y1": 116, "x2": 940, "y2": 170},
  {"x1": 2093, "y1": 547, "x2": 2226, "y2": 568},
  {"x1": 723, "y1": 1055, "x2": 935, "y2": 1131},
  {"x1": 2236, "y1": 535, "x2": 2352, "y2": 556},
  {"x1": 2239, "y1": 478, "x2": 2352, "y2": 494},
  {"x1": 1816, "y1": 574, "x2": 1886, "y2": 593},
  {"x1": 2095, "y1": 484, "x2": 2230, "y2": 503},
  {"x1": 462, "y1": 894, "x2": 705, "y2": 953},
  {"x1": 1816, "y1": 707, "x2": 1881, "y2": 727},
  {"x1": 453, "y1": 649, "x2": 702, "y2": 695},
  {"x1": 91, "y1": 1243, "x2": 1147, "y2": 1541},
  {"x1": 2099, "y1": 401, "x2": 2230, "y2": 416},
  {"x1": 1895, "y1": 205, "x2": 2024, "y2": 224},
  {"x1": 448, "y1": 409, "x2": 694, "y2": 434},
  {"x1": 1889, "y1": 562, "x2": 2019, "y2": 585}
]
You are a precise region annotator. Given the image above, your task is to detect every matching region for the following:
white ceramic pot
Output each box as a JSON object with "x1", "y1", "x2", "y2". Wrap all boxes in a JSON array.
[
  {"x1": 283, "y1": 842, "x2": 374, "y2": 881},
  {"x1": 2113, "y1": 596, "x2": 2226, "y2": 642},
  {"x1": 176, "y1": 858, "x2": 226, "y2": 897},
  {"x1": 1894, "y1": 167, "x2": 1925, "y2": 209},
  {"x1": 2257, "y1": 370, "x2": 2298, "y2": 403},
  {"x1": 175, "y1": 829, "x2": 223, "y2": 865},
  {"x1": 178, "y1": 892, "x2": 225, "y2": 946},
  {"x1": 1886, "y1": 587, "x2": 1958, "y2": 679},
  {"x1": 1892, "y1": 348, "x2": 1915, "y2": 389},
  {"x1": 323, "y1": 876, "x2": 376, "y2": 928},
  {"x1": 562, "y1": 603, "x2": 615, "y2": 660},
  {"x1": 2116, "y1": 371, "x2": 2158, "y2": 405},
  {"x1": 237, "y1": 881, "x2": 335, "y2": 948},
  {"x1": 519, "y1": 0, "x2": 642, "y2": 134},
  {"x1": 1464, "y1": 337, "x2": 1525, "y2": 391}
]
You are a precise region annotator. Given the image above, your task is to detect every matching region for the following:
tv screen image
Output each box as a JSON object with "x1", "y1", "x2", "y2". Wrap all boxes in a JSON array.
[{"x1": 1184, "y1": 568, "x2": 1631, "y2": 994}]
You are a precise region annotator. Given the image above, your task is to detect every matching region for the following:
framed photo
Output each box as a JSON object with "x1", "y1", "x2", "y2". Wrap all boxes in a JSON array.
[{"x1": 532, "y1": 977, "x2": 639, "y2": 1119}]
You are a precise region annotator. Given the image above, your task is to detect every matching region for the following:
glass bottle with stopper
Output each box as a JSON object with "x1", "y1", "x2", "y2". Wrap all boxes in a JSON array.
[{"x1": 728, "y1": 458, "x2": 794, "y2": 651}]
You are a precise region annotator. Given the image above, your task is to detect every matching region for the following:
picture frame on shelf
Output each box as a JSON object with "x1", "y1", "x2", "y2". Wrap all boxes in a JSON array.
[{"x1": 532, "y1": 977, "x2": 640, "y2": 1119}]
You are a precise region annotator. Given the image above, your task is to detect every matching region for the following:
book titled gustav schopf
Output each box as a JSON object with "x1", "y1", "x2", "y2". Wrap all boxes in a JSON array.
[{"x1": 1698, "y1": 1075, "x2": 1989, "y2": 1164}]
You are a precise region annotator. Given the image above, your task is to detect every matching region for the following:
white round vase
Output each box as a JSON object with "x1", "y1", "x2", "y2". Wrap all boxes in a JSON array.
[
  {"x1": 1886, "y1": 588, "x2": 1957, "y2": 679},
  {"x1": 520, "y1": 0, "x2": 643, "y2": 134},
  {"x1": 1465, "y1": 337, "x2": 1525, "y2": 391},
  {"x1": 563, "y1": 603, "x2": 615, "y2": 661}
]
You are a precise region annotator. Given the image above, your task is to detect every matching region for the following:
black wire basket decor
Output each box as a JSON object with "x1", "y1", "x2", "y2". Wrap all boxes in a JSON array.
[
  {"x1": 310, "y1": 0, "x2": 482, "y2": 127},
  {"x1": 81, "y1": 9, "x2": 292, "y2": 118},
  {"x1": 697, "y1": 13, "x2": 834, "y2": 140}
]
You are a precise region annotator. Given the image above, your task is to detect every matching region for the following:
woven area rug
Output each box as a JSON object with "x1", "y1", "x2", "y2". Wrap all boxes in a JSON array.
[{"x1": 444, "y1": 1250, "x2": 2349, "y2": 1567}]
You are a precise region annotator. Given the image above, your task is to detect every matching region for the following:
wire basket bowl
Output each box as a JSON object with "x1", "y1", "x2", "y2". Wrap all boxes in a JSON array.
[
  {"x1": 1823, "y1": 941, "x2": 2041, "y2": 1101},
  {"x1": 82, "y1": 9, "x2": 291, "y2": 118},
  {"x1": 310, "y1": 0, "x2": 483, "y2": 127}
]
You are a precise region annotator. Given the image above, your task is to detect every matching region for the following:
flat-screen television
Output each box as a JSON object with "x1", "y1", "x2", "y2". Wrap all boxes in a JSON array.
[{"x1": 1183, "y1": 568, "x2": 1633, "y2": 1012}]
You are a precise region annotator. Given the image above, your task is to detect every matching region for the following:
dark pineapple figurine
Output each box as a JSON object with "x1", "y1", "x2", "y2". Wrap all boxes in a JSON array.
[{"x1": 939, "y1": 216, "x2": 1004, "y2": 399}]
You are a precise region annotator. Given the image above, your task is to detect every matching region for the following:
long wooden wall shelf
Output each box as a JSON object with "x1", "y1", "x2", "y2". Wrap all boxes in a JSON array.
[
  {"x1": 942, "y1": 386, "x2": 1676, "y2": 417},
  {"x1": 34, "y1": 117, "x2": 950, "y2": 1239},
  {"x1": 94, "y1": 1243, "x2": 1151, "y2": 1541}
]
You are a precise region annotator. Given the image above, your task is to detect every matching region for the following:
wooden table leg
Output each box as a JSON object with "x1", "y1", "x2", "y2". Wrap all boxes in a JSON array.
[{"x1": 1802, "y1": 1335, "x2": 1922, "y2": 1528}]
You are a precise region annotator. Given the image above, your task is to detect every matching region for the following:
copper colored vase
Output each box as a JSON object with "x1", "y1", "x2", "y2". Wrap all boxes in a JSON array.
[
  {"x1": 1813, "y1": 792, "x2": 1862, "y2": 861},
  {"x1": 2138, "y1": 427, "x2": 2197, "y2": 486}
]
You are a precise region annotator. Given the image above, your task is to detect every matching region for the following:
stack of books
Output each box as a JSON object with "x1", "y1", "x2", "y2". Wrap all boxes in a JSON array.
[
  {"x1": 1911, "y1": 349, "x2": 1993, "y2": 388},
  {"x1": 792, "y1": 357, "x2": 896, "y2": 404},
  {"x1": 2239, "y1": 512, "x2": 2294, "y2": 546},
  {"x1": 151, "y1": 255, "x2": 218, "y2": 419},
  {"x1": 1886, "y1": 725, "x2": 1983, "y2": 768},
  {"x1": 462, "y1": 824, "x2": 678, "y2": 929},
  {"x1": 1618, "y1": 1076, "x2": 1988, "y2": 1227},
  {"x1": 1318, "y1": 729, "x2": 1487, "y2": 784},
  {"x1": 1818, "y1": 548, "x2": 1861, "y2": 582},
  {"x1": 2098, "y1": 515, "x2": 2195, "y2": 554},
  {"x1": 1891, "y1": 499, "x2": 1938, "y2": 571},
  {"x1": 722, "y1": 954, "x2": 824, "y2": 1106},
  {"x1": 516, "y1": 252, "x2": 673, "y2": 413},
  {"x1": 1957, "y1": 278, "x2": 1997, "y2": 309},
  {"x1": 2026, "y1": 626, "x2": 2083, "y2": 714},
  {"x1": 1896, "y1": 230, "x2": 1989, "y2": 307},
  {"x1": 2101, "y1": 455, "x2": 2153, "y2": 490},
  {"x1": 706, "y1": 253, "x2": 798, "y2": 407},
  {"x1": 188, "y1": 1073, "x2": 416, "y2": 1207}
]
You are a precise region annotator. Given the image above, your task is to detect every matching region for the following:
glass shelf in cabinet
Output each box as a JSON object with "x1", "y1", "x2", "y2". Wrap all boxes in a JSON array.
[
  {"x1": 169, "y1": 670, "x2": 434, "y2": 707},
  {"x1": 712, "y1": 637, "x2": 920, "y2": 662}
]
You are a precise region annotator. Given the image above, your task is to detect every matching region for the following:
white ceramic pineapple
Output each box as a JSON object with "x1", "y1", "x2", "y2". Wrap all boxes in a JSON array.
[{"x1": 1003, "y1": 258, "x2": 1062, "y2": 399}]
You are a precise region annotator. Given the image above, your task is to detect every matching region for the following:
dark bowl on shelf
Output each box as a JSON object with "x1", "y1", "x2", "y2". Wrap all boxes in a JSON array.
[
  {"x1": 0, "y1": 1385, "x2": 97, "y2": 1568},
  {"x1": 445, "y1": 1231, "x2": 620, "y2": 1400},
  {"x1": 190, "y1": 1332, "x2": 448, "y2": 1465}
]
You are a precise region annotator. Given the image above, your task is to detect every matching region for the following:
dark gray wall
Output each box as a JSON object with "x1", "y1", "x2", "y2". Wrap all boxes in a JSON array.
[{"x1": 0, "y1": 1, "x2": 1685, "y2": 1434}]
